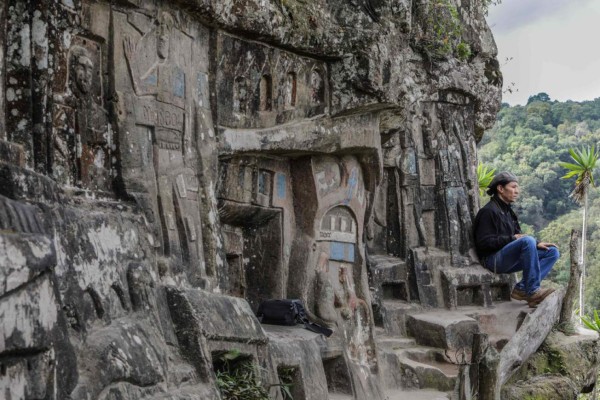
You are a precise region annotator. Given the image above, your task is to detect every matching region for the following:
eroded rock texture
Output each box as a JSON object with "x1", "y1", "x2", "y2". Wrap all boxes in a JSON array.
[{"x1": 0, "y1": 0, "x2": 512, "y2": 399}]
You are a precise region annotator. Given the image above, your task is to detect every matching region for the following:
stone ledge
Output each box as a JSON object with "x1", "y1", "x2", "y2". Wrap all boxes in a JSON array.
[{"x1": 166, "y1": 287, "x2": 267, "y2": 345}]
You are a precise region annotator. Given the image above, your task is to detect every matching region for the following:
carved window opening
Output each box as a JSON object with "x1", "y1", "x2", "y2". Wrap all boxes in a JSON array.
[
  {"x1": 285, "y1": 72, "x2": 297, "y2": 108},
  {"x1": 257, "y1": 169, "x2": 271, "y2": 196},
  {"x1": 259, "y1": 75, "x2": 272, "y2": 111},
  {"x1": 277, "y1": 365, "x2": 306, "y2": 400},
  {"x1": 322, "y1": 356, "x2": 353, "y2": 395},
  {"x1": 382, "y1": 282, "x2": 408, "y2": 301},
  {"x1": 253, "y1": 168, "x2": 273, "y2": 207},
  {"x1": 456, "y1": 285, "x2": 484, "y2": 306},
  {"x1": 490, "y1": 283, "x2": 511, "y2": 302},
  {"x1": 212, "y1": 351, "x2": 257, "y2": 388}
]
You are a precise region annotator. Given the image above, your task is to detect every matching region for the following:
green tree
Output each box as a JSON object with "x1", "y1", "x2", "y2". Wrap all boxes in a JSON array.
[
  {"x1": 527, "y1": 92, "x2": 551, "y2": 104},
  {"x1": 559, "y1": 145, "x2": 599, "y2": 317}
]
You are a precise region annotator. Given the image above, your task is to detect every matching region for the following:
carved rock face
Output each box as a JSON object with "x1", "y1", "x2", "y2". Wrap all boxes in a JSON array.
[
  {"x1": 73, "y1": 54, "x2": 93, "y2": 96},
  {"x1": 0, "y1": 0, "x2": 520, "y2": 399}
]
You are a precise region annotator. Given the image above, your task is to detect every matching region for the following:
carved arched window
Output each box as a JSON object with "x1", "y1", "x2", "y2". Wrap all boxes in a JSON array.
[
  {"x1": 259, "y1": 75, "x2": 272, "y2": 111},
  {"x1": 319, "y1": 206, "x2": 357, "y2": 263}
]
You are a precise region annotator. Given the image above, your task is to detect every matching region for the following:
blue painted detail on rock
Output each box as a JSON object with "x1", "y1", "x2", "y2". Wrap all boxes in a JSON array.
[
  {"x1": 277, "y1": 173, "x2": 286, "y2": 199},
  {"x1": 144, "y1": 73, "x2": 157, "y2": 86},
  {"x1": 173, "y1": 67, "x2": 185, "y2": 98},
  {"x1": 330, "y1": 242, "x2": 355, "y2": 262}
]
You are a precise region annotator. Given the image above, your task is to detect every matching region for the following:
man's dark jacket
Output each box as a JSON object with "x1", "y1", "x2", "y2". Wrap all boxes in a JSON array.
[{"x1": 473, "y1": 196, "x2": 522, "y2": 259}]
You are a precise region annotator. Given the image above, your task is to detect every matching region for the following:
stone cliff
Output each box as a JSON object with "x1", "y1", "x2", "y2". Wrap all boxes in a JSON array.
[{"x1": 0, "y1": 0, "x2": 596, "y2": 399}]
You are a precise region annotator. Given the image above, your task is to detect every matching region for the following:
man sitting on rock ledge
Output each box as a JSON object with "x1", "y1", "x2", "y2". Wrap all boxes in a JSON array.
[{"x1": 474, "y1": 172, "x2": 560, "y2": 308}]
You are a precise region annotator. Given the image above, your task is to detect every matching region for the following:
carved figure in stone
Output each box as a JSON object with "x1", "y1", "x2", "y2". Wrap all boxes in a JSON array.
[
  {"x1": 315, "y1": 160, "x2": 341, "y2": 196},
  {"x1": 119, "y1": 9, "x2": 206, "y2": 283},
  {"x1": 313, "y1": 202, "x2": 376, "y2": 369},
  {"x1": 124, "y1": 12, "x2": 187, "y2": 110},
  {"x1": 337, "y1": 264, "x2": 375, "y2": 365},
  {"x1": 53, "y1": 44, "x2": 110, "y2": 189}
]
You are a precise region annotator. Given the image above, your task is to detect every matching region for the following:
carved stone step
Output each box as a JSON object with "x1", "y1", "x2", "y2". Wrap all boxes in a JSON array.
[
  {"x1": 376, "y1": 335, "x2": 417, "y2": 352},
  {"x1": 380, "y1": 299, "x2": 422, "y2": 336},
  {"x1": 378, "y1": 343, "x2": 459, "y2": 392},
  {"x1": 461, "y1": 301, "x2": 532, "y2": 351},
  {"x1": 406, "y1": 310, "x2": 479, "y2": 353},
  {"x1": 396, "y1": 347, "x2": 459, "y2": 392}
]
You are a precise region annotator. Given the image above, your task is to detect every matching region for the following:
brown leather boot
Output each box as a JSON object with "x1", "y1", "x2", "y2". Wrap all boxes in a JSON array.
[
  {"x1": 527, "y1": 287, "x2": 555, "y2": 308},
  {"x1": 510, "y1": 287, "x2": 527, "y2": 301}
]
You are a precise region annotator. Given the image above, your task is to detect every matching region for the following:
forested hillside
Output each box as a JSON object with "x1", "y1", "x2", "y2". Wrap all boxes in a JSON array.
[{"x1": 478, "y1": 94, "x2": 600, "y2": 313}]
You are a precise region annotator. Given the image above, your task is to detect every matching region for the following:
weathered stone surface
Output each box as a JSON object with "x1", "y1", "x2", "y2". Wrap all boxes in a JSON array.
[
  {"x1": 502, "y1": 374, "x2": 578, "y2": 400},
  {"x1": 167, "y1": 287, "x2": 267, "y2": 344},
  {"x1": 70, "y1": 319, "x2": 168, "y2": 399},
  {"x1": 503, "y1": 328, "x2": 600, "y2": 399},
  {"x1": 1, "y1": 0, "x2": 584, "y2": 399}
]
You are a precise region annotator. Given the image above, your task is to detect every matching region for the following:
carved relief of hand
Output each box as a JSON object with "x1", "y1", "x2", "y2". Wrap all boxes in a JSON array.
[{"x1": 123, "y1": 36, "x2": 136, "y2": 62}]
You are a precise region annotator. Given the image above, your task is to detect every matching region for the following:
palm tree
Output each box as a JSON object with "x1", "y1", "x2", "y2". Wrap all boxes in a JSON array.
[{"x1": 559, "y1": 145, "x2": 599, "y2": 317}]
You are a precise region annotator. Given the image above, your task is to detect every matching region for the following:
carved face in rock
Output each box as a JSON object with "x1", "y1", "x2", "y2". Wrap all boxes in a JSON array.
[
  {"x1": 157, "y1": 12, "x2": 174, "y2": 60},
  {"x1": 70, "y1": 47, "x2": 94, "y2": 96}
]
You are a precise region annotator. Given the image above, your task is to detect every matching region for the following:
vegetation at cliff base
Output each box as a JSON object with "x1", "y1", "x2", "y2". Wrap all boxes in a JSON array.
[{"x1": 478, "y1": 94, "x2": 600, "y2": 315}]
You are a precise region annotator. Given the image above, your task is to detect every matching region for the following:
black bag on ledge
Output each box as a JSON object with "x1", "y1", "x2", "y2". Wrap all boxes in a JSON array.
[{"x1": 256, "y1": 299, "x2": 333, "y2": 337}]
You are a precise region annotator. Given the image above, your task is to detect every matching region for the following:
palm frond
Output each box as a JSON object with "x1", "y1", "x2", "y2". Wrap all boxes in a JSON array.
[
  {"x1": 561, "y1": 146, "x2": 599, "y2": 205},
  {"x1": 476, "y1": 162, "x2": 496, "y2": 197}
]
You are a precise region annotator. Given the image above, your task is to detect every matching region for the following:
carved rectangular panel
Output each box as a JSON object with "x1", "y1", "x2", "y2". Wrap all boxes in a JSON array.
[{"x1": 216, "y1": 32, "x2": 328, "y2": 130}]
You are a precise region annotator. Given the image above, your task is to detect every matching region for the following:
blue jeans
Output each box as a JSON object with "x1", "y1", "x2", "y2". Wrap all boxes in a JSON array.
[{"x1": 482, "y1": 236, "x2": 560, "y2": 296}]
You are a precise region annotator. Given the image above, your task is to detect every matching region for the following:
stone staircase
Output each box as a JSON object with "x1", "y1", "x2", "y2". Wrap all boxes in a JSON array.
[
  {"x1": 377, "y1": 330, "x2": 458, "y2": 399},
  {"x1": 368, "y1": 251, "x2": 538, "y2": 400},
  {"x1": 374, "y1": 300, "x2": 536, "y2": 400}
]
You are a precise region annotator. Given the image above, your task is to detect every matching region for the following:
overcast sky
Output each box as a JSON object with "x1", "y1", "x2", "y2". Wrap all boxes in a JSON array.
[{"x1": 486, "y1": 0, "x2": 600, "y2": 105}]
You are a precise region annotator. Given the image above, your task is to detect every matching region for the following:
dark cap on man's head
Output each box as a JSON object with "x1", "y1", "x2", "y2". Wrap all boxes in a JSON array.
[{"x1": 486, "y1": 171, "x2": 518, "y2": 196}]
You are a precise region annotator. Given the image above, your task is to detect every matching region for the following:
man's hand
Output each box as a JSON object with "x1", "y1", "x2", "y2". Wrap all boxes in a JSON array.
[
  {"x1": 537, "y1": 242, "x2": 558, "y2": 250},
  {"x1": 514, "y1": 233, "x2": 528, "y2": 239}
]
